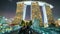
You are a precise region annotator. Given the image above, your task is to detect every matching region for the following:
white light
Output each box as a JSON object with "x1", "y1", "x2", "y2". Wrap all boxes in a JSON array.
[
  {"x1": 58, "y1": 18, "x2": 60, "y2": 20},
  {"x1": 50, "y1": 5, "x2": 53, "y2": 8},
  {"x1": 5, "y1": 18, "x2": 8, "y2": 20},
  {"x1": 42, "y1": 5, "x2": 48, "y2": 24}
]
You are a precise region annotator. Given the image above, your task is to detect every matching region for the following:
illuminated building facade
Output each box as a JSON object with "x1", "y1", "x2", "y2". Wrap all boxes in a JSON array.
[
  {"x1": 55, "y1": 19, "x2": 60, "y2": 27},
  {"x1": 12, "y1": 1, "x2": 54, "y2": 27},
  {"x1": 12, "y1": 3, "x2": 25, "y2": 24},
  {"x1": 31, "y1": 2, "x2": 43, "y2": 27}
]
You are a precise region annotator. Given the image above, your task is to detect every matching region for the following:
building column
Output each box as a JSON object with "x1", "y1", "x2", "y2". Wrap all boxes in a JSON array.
[
  {"x1": 45, "y1": 5, "x2": 54, "y2": 25},
  {"x1": 23, "y1": 4, "x2": 27, "y2": 20},
  {"x1": 42, "y1": 5, "x2": 48, "y2": 28},
  {"x1": 31, "y1": 2, "x2": 43, "y2": 26}
]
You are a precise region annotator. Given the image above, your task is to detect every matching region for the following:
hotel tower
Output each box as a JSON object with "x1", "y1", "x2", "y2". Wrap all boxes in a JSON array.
[{"x1": 12, "y1": 0, "x2": 54, "y2": 27}]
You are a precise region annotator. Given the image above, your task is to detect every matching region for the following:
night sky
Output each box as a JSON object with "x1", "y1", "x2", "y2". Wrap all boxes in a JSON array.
[{"x1": 0, "y1": 0, "x2": 60, "y2": 20}]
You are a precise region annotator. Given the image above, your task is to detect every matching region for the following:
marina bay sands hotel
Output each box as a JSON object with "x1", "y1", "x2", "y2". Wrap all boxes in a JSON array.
[{"x1": 12, "y1": 0, "x2": 54, "y2": 27}]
